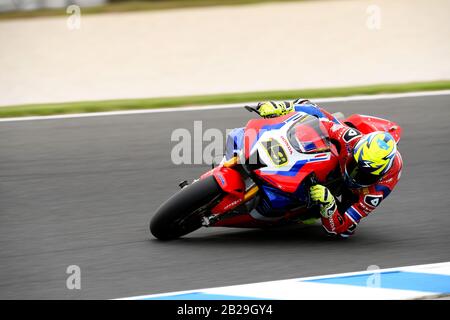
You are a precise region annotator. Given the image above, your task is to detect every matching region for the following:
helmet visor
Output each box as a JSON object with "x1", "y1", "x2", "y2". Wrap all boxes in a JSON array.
[{"x1": 345, "y1": 156, "x2": 381, "y2": 187}]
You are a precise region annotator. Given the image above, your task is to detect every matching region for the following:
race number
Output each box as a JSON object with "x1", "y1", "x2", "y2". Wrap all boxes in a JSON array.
[{"x1": 261, "y1": 139, "x2": 288, "y2": 166}]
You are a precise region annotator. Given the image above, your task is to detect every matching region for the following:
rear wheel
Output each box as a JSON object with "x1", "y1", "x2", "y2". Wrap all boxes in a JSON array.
[{"x1": 150, "y1": 176, "x2": 222, "y2": 240}]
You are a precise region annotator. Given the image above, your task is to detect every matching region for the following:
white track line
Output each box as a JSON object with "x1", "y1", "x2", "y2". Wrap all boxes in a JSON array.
[{"x1": 1, "y1": 90, "x2": 450, "y2": 123}]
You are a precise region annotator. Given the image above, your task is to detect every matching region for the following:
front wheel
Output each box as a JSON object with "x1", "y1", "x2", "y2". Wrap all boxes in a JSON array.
[{"x1": 150, "y1": 176, "x2": 222, "y2": 240}]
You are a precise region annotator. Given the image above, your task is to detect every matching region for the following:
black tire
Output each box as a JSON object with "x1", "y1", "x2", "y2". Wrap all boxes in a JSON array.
[{"x1": 150, "y1": 176, "x2": 222, "y2": 240}]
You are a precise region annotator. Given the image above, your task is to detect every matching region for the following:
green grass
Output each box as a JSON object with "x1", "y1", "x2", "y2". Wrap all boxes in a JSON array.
[
  {"x1": 1, "y1": 80, "x2": 449, "y2": 118},
  {"x1": 0, "y1": 0, "x2": 304, "y2": 20}
]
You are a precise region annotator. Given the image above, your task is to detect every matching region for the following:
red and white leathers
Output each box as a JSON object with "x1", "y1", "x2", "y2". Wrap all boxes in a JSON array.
[{"x1": 292, "y1": 100, "x2": 403, "y2": 238}]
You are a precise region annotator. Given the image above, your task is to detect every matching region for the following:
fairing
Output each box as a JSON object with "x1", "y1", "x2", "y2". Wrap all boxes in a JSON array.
[
  {"x1": 243, "y1": 113, "x2": 339, "y2": 193},
  {"x1": 345, "y1": 114, "x2": 402, "y2": 143}
]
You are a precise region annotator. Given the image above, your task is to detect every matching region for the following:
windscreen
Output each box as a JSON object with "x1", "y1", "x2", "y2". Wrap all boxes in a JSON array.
[{"x1": 287, "y1": 115, "x2": 331, "y2": 154}]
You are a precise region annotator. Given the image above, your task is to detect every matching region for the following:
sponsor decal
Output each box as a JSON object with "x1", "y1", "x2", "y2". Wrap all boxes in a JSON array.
[
  {"x1": 381, "y1": 177, "x2": 394, "y2": 185},
  {"x1": 359, "y1": 203, "x2": 372, "y2": 213},
  {"x1": 280, "y1": 136, "x2": 293, "y2": 155},
  {"x1": 328, "y1": 216, "x2": 336, "y2": 232},
  {"x1": 224, "y1": 198, "x2": 243, "y2": 211},
  {"x1": 343, "y1": 128, "x2": 362, "y2": 143},
  {"x1": 364, "y1": 194, "x2": 383, "y2": 207},
  {"x1": 216, "y1": 173, "x2": 226, "y2": 186}
]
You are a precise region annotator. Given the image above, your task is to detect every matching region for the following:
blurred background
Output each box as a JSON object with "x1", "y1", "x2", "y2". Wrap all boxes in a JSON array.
[{"x1": 1, "y1": 0, "x2": 449, "y2": 106}]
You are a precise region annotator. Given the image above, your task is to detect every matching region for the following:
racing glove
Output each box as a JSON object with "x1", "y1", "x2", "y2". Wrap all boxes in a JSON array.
[
  {"x1": 257, "y1": 101, "x2": 293, "y2": 118},
  {"x1": 309, "y1": 185, "x2": 336, "y2": 218}
]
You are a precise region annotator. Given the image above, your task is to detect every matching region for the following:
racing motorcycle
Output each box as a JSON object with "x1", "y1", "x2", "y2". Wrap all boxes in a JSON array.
[{"x1": 150, "y1": 106, "x2": 402, "y2": 240}]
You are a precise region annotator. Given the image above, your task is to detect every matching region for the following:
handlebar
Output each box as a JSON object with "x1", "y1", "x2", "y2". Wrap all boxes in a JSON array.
[
  {"x1": 244, "y1": 105, "x2": 260, "y2": 115},
  {"x1": 244, "y1": 105, "x2": 277, "y2": 118}
]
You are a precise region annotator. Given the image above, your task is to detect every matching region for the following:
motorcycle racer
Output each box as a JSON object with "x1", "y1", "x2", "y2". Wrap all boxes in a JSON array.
[{"x1": 255, "y1": 100, "x2": 403, "y2": 238}]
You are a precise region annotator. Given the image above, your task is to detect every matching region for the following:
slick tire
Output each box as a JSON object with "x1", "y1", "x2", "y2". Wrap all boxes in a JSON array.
[{"x1": 150, "y1": 176, "x2": 222, "y2": 240}]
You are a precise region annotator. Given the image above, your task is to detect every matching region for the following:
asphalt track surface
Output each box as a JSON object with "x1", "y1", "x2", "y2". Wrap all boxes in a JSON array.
[{"x1": 1, "y1": 94, "x2": 450, "y2": 299}]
